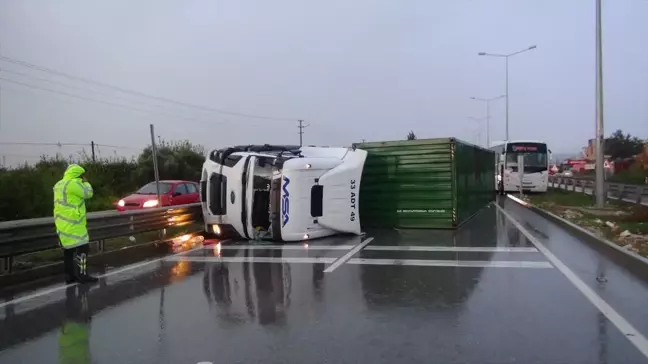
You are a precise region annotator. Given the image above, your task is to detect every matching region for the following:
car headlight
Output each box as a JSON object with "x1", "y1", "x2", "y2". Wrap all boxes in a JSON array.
[
  {"x1": 143, "y1": 200, "x2": 159, "y2": 208},
  {"x1": 118, "y1": 199, "x2": 125, "y2": 207}
]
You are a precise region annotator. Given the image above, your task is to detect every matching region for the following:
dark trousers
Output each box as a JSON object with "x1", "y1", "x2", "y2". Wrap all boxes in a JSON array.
[{"x1": 63, "y1": 244, "x2": 89, "y2": 282}]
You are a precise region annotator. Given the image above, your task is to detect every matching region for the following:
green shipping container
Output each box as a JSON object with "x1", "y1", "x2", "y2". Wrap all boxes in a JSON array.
[{"x1": 356, "y1": 137, "x2": 495, "y2": 229}]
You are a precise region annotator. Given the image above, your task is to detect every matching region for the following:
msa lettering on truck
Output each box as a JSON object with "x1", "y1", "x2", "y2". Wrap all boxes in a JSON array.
[
  {"x1": 350, "y1": 179, "x2": 356, "y2": 221},
  {"x1": 281, "y1": 176, "x2": 291, "y2": 227}
]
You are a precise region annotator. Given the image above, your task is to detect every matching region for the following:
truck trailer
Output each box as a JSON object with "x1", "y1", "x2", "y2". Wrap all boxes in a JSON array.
[
  {"x1": 200, "y1": 138, "x2": 494, "y2": 241},
  {"x1": 356, "y1": 138, "x2": 495, "y2": 229}
]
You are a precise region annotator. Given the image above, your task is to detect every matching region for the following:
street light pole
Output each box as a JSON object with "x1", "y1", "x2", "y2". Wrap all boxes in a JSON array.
[
  {"x1": 486, "y1": 101, "x2": 490, "y2": 148},
  {"x1": 467, "y1": 116, "x2": 487, "y2": 146},
  {"x1": 595, "y1": 0, "x2": 605, "y2": 208},
  {"x1": 470, "y1": 94, "x2": 505, "y2": 148},
  {"x1": 505, "y1": 57, "x2": 509, "y2": 140},
  {"x1": 478, "y1": 45, "x2": 537, "y2": 140}
]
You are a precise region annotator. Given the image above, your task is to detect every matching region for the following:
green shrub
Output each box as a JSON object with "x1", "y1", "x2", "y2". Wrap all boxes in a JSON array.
[{"x1": 0, "y1": 140, "x2": 205, "y2": 221}]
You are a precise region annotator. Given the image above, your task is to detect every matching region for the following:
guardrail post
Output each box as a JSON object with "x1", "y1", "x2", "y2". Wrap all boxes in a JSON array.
[
  {"x1": 96, "y1": 240, "x2": 105, "y2": 253},
  {"x1": 637, "y1": 187, "x2": 644, "y2": 205},
  {"x1": 5, "y1": 301, "x2": 15, "y2": 320},
  {"x1": 617, "y1": 185, "x2": 625, "y2": 201},
  {"x1": 1, "y1": 256, "x2": 13, "y2": 274}
]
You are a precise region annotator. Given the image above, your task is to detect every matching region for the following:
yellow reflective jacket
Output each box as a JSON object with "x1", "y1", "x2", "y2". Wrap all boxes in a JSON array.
[{"x1": 53, "y1": 164, "x2": 94, "y2": 249}]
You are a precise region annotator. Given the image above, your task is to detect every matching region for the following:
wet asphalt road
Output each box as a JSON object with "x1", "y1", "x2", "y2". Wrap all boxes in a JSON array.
[{"x1": 2, "y1": 198, "x2": 648, "y2": 364}]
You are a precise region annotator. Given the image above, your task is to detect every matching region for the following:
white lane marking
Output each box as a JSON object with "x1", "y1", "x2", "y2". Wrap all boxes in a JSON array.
[
  {"x1": 0, "y1": 244, "x2": 204, "y2": 309},
  {"x1": 200, "y1": 245, "x2": 537, "y2": 253},
  {"x1": 348, "y1": 258, "x2": 552, "y2": 269},
  {"x1": 0, "y1": 283, "x2": 76, "y2": 310},
  {"x1": 324, "y1": 237, "x2": 374, "y2": 273},
  {"x1": 165, "y1": 256, "x2": 337, "y2": 264},
  {"x1": 494, "y1": 202, "x2": 648, "y2": 359},
  {"x1": 507, "y1": 194, "x2": 530, "y2": 206},
  {"x1": 365, "y1": 246, "x2": 538, "y2": 253},
  {"x1": 163, "y1": 255, "x2": 551, "y2": 269},
  {"x1": 215, "y1": 245, "x2": 355, "y2": 251}
]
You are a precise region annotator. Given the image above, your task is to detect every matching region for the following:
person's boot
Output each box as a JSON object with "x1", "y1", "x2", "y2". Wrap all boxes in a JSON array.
[
  {"x1": 75, "y1": 252, "x2": 98, "y2": 284},
  {"x1": 65, "y1": 273, "x2": 78, "y2": 285},
  {"x1": 64, "y1": 250, "x2": 78, "y2": 284},
  {"x1": 64, "y1": 267, "x2": 77, "y2": 284}
]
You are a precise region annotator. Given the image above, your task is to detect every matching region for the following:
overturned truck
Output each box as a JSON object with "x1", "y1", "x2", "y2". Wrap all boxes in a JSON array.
[
  {"x1": 200, "y1": 138, "x2": 495, "y2": 242},
  {"x1": 200, "y1": 144, "x2": 367, "y2": 241}
]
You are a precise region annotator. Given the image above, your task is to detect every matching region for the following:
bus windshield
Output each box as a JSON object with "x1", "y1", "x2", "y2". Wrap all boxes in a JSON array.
[
  {"x1": 506, "y1": 153, "x2": 548, "y2": 167},
  {"x1": 505, "y1": 142, "x2": 548, "y2": 172}
]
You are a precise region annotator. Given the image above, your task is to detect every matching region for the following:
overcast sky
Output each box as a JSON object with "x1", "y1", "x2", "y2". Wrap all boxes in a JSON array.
[{"x1": 0, "y1": 0, "x2": 646, "y2": 166}]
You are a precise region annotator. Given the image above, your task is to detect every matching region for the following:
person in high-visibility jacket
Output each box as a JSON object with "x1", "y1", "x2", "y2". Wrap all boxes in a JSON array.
[{"x1": 53, "y1": 164, "x2": 98, "y2": 283}]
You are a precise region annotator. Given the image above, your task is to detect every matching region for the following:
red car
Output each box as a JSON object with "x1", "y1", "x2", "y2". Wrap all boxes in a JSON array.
[{"x1": 116, "y1": 180, "x2": 200, "y2": 211}]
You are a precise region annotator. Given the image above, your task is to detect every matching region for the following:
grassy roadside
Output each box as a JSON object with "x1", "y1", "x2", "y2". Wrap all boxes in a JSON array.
[
  {"x1": 526, "y1": 190, "x2": 648, "y2": 256},
  {"x1": 11, "y1": 223, "x2": 203, "y2": 272}
]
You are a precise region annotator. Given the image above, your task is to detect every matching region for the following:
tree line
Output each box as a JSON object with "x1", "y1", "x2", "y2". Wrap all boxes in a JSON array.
[
  {"x1": 604, "y1": 129, "x2": 646, "y2": 160},
  {"x1": 0, "y1": 140, "x2": 205, "y2": 221}
]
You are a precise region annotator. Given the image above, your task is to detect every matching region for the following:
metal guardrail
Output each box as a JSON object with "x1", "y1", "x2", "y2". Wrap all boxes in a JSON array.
[
  {"x1": 548, "y1": 177, "x2": 648, "y2": 206},
  {"x1": 0, "y1": 203, "x2": 203, "y2": 271}
]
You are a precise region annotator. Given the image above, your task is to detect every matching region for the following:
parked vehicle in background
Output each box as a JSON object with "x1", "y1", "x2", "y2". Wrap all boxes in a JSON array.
[
  {"x1": 489, "y1": 140, "x2": 550, "y2": 193},
  {"x1": 116, "y1": 180, "x2": 200, "y2": 211},
  {"x1": 549, "y1": 165, "x2": 559, "y2": 175}
]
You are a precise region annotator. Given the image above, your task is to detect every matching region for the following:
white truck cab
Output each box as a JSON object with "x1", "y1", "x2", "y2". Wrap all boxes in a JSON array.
[{"x1": 200, "y1": 144, "x2": 367, "y2": 241}]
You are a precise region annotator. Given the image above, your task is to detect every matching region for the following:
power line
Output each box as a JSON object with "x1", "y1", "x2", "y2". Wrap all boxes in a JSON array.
[
  {"x1": 0, "y1": 77, "x2": 273, "y2": 127},
  {"x1": 0, "y1": 68, "x2": 187, "y2": 115},
  {"x1": 0, "y1": 141, "x2": 85, "y2": 147},
  {"x1": 0, "y1": 55, "x2": 296, "y2": 121},
  {"x1": 0, "y1": 141, "x2": 138, "y2": 150}
]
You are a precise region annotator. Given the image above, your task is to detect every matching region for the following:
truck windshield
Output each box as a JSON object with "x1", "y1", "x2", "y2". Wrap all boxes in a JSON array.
[{"x1": 250, "y1": 157, "x2": 274, "y2": 232}]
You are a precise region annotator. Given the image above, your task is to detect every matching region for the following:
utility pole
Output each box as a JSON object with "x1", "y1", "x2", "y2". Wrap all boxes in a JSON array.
[
  {"x1": 0, "y1": 44, "x2": 2, "y2": 133},
  {"x1": 594, "y1": 0, "x2": 605, "y2": 208},
  {"x1": 298, "y1": 120, "x2": 309, "y2": 147},
  {"x1": 149, "y1": 124, "x2": 161, "y2": 203},
  {"x1": 91, "y1": 141, "x2": 96, "y2": 162}
]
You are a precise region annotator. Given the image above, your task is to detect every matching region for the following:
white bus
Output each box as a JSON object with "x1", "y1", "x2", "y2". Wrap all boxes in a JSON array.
[{"x1": 489, "y1": 140, "x2": 550, "y2": 193}]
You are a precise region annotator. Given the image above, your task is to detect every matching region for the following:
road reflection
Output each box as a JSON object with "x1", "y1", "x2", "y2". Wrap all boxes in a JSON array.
[
  {"x1": 202, "y1": 247, "x2": 321, "y2": 326},
  {"x1": 361, "y1": 210, "x2": 498, "y2": 310},
  {"x1": 59, "y1": 285, "x2": 92, "y2": 364}
]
